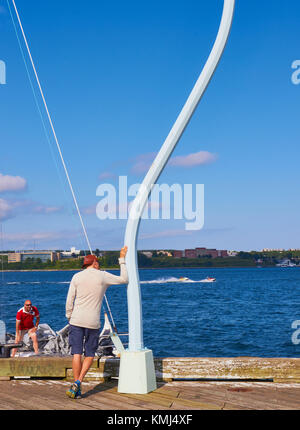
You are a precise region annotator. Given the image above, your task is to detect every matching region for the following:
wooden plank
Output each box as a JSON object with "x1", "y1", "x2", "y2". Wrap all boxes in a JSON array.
[
  {"x1": 151, "y1": 385, "x2": 180, "y2": 398},
  {"x1": 177, "y1": 390, "x2": 226, "y2": 408},
  {"x1": 1, "y1": 377, "x2": 300, "y2": 410},
  {"x1": 1, "y1": 357, "x2": 300, "y2": 382},
  {"x1": 78, "y1": 393, "x2": 143, "y2": 410},
  {"x1": 100, "y1": 357, "x2": 300, "y2": 381},
  {"x1": 154, "y1": 357, "x2": 300, "y2": 380},
  {"x1": 117, "y1": 392, "x2": 174, "y2": 408},
  {"x1": 171, "y1": 396, "x2": 222, "y2": 410},
  {"x1": 66, "y1": 368, "x2": 111, "y2": 382},
  {"x1": 0, "y1": 380, "x2": 95, "y2": 410},
  {"x1": 0, "y1": 356, "x2": 98, "y2": 378},
  {"x1": 0, "y1": 357, "x2": 71, "y2": 378},
  {"x1": 67, "y1": 381, "x2": 167, "y2": 410},
  {"x1": 85, "y1": 390, "x2": 164, "y2": 410},
  {"x1": 225, "y1": 389, "x2": 283, "y2": 410}
]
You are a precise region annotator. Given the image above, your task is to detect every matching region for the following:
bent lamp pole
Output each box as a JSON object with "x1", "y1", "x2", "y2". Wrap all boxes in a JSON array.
[{"x1": 118, "y1": 0, "x2": 235, "y2": 394}]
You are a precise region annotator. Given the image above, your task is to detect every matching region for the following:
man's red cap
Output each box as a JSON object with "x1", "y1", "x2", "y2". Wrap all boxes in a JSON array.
[{"x1": 82, "y1": 254, "x2": 98, "y2": 268}]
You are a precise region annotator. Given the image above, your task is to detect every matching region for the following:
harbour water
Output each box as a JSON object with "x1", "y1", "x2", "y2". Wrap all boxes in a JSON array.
[{"x1": 0, "y1": 267, "x2": 299, "y2": 358}]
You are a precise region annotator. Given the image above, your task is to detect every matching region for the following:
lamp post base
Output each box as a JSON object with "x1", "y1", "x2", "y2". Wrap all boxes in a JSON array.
[{"x1": 117, "y1": 349, "x2": 157, "y2": 394}]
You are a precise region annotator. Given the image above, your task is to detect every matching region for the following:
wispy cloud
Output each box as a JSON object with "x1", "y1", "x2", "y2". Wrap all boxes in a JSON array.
[
  {"x1": 169, "y1": 151, "x2": 217, "y2": 168},
  {"x1": 0, "y1": 198, "x2": 63, "y2": 221},
  {"x1": 99, "y1": 171, "x2": 116, "y2": 180},
  {"x1": 0, "y1": 198, "x2": 14, "y2": 221},
  {"x1": 33, "y1": 205, "x2": 62, "y2": 215},
  {"x1": 130, "y1": 152, "x2": 157, "y2": 175},
  {"x1": 1, "y1": 229, "x2": 79, "y2": 248},
  {"x1": 82, "y1": 204, "x2": 98, "y2": 215},
  {"x1": 140, "y1": 229, "x2": 194, "y2": 240},
  {"x1": 130, "y1": 151, "x2": 217, "y2": 175},
  {"x1": 0, "y1": 173, "x2": 27, "y2": 193},
  {"x1": 2, "y1": 231, "x2": 63, "y2": 242},
  {"x1": 140, "y1": 226, "x2": 233, "y2": 241}
]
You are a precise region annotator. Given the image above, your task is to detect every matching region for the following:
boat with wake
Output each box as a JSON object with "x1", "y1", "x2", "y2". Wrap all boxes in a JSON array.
[
  {"x1": 199, "y1": 277, "x2": 216, "y2": 283},
  {"x1": 178, "y1": 276, "x2": 216, "y2": 283},
  {"x1": 178, "y1": 277, "x2": 190, "y2": 282}
]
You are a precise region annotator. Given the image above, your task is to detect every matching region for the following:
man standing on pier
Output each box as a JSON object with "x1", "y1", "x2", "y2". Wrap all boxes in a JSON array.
[
  {"x1": 65, "y1": 246, "x2": 128, "y2": 399},
  {"x1": 11, "y1": 300, "x2": 40, "y2": 357}
]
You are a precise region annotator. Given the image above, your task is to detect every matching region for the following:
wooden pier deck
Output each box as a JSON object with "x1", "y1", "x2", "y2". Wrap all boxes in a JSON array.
[
  {"x1": 0, "y1": 356, "x2": 299, "y2": 410},
  {"x1": 0, "y1": 379, "x2": 299, "y2": 410}
]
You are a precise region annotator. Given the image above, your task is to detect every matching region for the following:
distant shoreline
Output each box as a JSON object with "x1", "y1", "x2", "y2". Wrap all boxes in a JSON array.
[{"x1": 0, "y1": 265, "x2": 282, "y2": 273}]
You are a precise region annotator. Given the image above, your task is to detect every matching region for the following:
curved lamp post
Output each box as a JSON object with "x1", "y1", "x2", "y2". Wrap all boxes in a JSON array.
[{"x1": 119, "y1": 0, "x2": 235, "y2": 394}]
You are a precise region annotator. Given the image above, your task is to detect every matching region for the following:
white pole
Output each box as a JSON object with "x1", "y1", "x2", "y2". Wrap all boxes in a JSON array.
[{"x1": 124, "y1": 0, "x2": 235, "y2": 352}]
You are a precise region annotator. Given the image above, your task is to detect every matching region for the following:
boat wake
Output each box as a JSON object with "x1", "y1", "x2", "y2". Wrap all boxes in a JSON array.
[
  {"x1": 140, "y1": 277, "x2": 216, "y2": 284},
  {"x1": 140, "y1": 277, "x2": 195, "y2": 284}
]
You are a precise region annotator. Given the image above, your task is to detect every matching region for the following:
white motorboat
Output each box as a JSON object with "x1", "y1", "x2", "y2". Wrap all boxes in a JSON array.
[
  {"x1": 178, "y1": 277, "x2": 190, "y2": 282},
  {"x1": 200, "y1": 277, "x2": 216, "y2": 283}
]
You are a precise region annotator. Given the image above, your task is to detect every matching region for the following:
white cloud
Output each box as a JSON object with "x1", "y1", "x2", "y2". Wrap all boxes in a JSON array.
[
  {"x1": 130, "y1": 152, "x2": 157, "y2": 175},
  {"x1": 0, "y1": 173, "x2": 27, "y2": 193},
  {"x1": 2, "y1": 232, "x2": 62, "y2": 242},
  {"x1": 169, "y1": 151, "x2": 217, "y2": 167},
  {"x1": 33, "y1": 205, "x2": 62, "y2": 214},
  {"x1": 0, "y1": 198, "x2": 14, "y2": 221},
  {"x1": 140, "y1": 228, "x2": 194, "y2": 240},
  {"x1": 0, "y1": 198, "x2": 62, "y2": 221},
  {"x1": 99, "y1": 171, "x2": 116, "y2": 180},
  {"x1": 1, "y1": 228, "x2": 86, "y2": 249},
  {"x1": 130, "y1": 151, "x2": 217, "y2": 174}
]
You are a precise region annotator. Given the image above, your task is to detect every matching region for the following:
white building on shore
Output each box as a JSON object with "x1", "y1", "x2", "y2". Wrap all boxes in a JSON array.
[{"x1": 60, "y1": 247, "x2": 81, "y2": 258}]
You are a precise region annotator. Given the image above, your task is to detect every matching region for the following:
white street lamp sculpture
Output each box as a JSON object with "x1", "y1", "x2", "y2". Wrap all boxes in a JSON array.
[{"x1": 118, "y1": 0, "x2": 236, "y2": 394}]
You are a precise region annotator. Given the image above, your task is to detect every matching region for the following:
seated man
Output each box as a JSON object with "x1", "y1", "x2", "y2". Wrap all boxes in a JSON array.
[{"x1": 11, "y1": 300, "x2": 40, "y2": 357}]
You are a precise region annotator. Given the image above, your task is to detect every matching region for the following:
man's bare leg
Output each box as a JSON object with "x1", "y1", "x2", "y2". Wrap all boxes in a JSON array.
[
  {"x1": 29, "y1": 330, "x2": 39, "y2": 354},
  {"x1": 11, "y1": 330, "x2": 24, "y2": 357},
  {"x1": 78, "y1": 357, "x2": 94, "y2": 383},
  {"x1": 72, "y1": 354, "x2": 82, "y2": 381}
]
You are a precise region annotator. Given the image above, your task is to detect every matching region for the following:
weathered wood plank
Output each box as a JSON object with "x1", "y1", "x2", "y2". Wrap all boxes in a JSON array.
[
  {"x1": 100, "y1": 356, "x2": 300, "y2": 382},
  {"x1": 2, "y1": 357, "x2": 300, "y2": 382},
  {"x1": 2, "y1": 380, "x2": 95, "y2": 410},
  {"x1": 154, "y1": 357, "x2": 300, "y2": 381},
  {"x1": 0, "y1": 379, "x2": 300, "y2": 410},
  {"x1": 0, "y1": 357, "x2": 97, "y2": 378}
]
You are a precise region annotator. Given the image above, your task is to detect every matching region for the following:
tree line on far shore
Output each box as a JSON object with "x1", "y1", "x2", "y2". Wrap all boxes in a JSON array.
[{"x1": 1, "y1": 250, "x2": 300, "y2": 271}]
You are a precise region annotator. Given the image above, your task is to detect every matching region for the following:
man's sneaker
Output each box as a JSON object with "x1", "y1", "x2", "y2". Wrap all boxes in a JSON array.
[
  {"x1": 74, "y1": 389, "x2": 82, "y2": 399},
  {"x1": 66, "y1": 380, "x2": 81, "y2": 399}
]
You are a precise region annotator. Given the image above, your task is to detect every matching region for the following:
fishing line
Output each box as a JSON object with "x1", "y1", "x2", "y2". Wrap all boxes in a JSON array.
[
  {"x1": 9, "y1": 0, "x2": 92, "y2": 254},
  {"x1": 7, "y1": 0, "x2": 117, "y2": 330},
  {"x1": 0, "y1": 223, "x2": 5, "y2": 323},
  {"x1": 6, "y1": 0, "x2": 88, "y2": 256}
]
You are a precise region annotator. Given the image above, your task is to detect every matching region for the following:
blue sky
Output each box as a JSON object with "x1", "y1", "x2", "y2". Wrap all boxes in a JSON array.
[{"x1": 0, "y1": 0, "x2": 300, "y2": 252}]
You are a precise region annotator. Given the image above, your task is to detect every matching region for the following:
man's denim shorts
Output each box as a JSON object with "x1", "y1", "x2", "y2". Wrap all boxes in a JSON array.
[{"x1": 69, "y1": 325, "x2": 100, "y2": 357}]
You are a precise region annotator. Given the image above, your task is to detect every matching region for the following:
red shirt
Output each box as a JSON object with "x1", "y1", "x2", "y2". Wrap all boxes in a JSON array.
[{"x1": 16, "y1": 306, "x2": 39, "y2": 330}]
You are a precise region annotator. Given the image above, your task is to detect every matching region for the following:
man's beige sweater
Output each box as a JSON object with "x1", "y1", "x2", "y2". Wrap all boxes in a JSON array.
[{"x1": 65, "y1": 258, "x2": 128, "y2": 329}]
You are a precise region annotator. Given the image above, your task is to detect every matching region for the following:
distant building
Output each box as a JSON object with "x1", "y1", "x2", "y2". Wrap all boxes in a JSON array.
[
  {"x1": 60, "y1": 247, "x2": 81, "y2": 258},
  {"x1": 196, "y1": 248, "x2": 217, "y2": 258},
  {"x1": 141, "y1": 251, "x2": 153, "y2": 258},
  {"x1": 184, "y1": 249, "x2": 197, "y2": 259},
  {"x1": 227, "y1": 250, "x2": 238, "y2": 257},
  {"x1": 262, "y1": 248, "x2": 285, "y2": 252},
  {"x1": 173, "y1": 250, "x2": 184, "y2": 258},
  {"x1": 157, "y1": 250, "x2": 172, "y2": 257},
  {"x1": 8, "y1": 251, "x2": 60, "y2": 264},
  {"x1": 172, "y1": 247, "x2": 228, "y2": 259}
]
